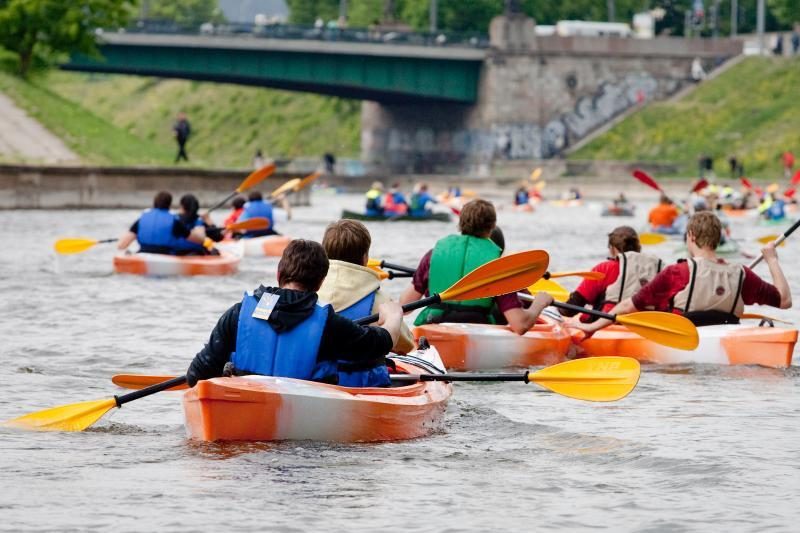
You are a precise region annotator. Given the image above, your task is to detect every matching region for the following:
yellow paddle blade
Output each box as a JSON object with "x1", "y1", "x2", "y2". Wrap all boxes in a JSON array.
[
  {"x1": 227, "y1": 217, "x2": 270, "y2": 232},
  {"x1": 367, "y1": 258, "x2": 381, "y2": 268},
  {"x1": 616, "y1": 311, "x2": 699, "y2": 350},
  {"x1": 53, "y1": 238, "x2": 99, "y2": 255},
  {"x1": 739, "y1": 313, "x2": 793, "y2": 324},
  {"x1": 270, "y1": 178, "x2": 301, "y2": 199},
  {"x1": 368, "y1": 266, "x2": 390, "y2": 280},
  {"x1": 767, "y1": 183, "x2": 779, "y2": 194},
  {"x1": 529, "y1": 167, "x2": 542, "y2": 182},
  {"x1": 639, "y1": 233, "x2": 668, "y2": 245},
  {"x1": 535, "y1": 180, "x2": 546, "y2": 192},
  {"x1": 529, "y1": 278, "x2": 569, "y2": 302},
  {"x1": 3, "y1": 398, "x2": 117, "y2": 432},
  {"x1": 236, "y1": 163, "x2": 276, "y2": 193},
  {"x1": 529, "y1": 356, "x2": 640, "y2": 402},
  {"x1": 549, "y1": 271, "x2": 605, "y2": 280},
  {"x1": 756, "y1": 234, "x2": 785, "y2": 246},
  {"x1": 112, "y1": 374, "x2": 188, "y2": 390},
  {"x1": 294, "y1": 171, "x2": 322, "y2": 192},
  {"x1": 440, "y1": 250, "x2": 549, "y2": 301}
]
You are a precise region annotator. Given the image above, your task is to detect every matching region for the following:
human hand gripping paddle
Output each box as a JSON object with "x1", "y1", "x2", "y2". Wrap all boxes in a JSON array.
[
  {"x1": 54, "y1": 218, "x2": 271, "y2": 255},
  {"x1": 517, "y1": 293, "x2": 699, "y2": 351}
]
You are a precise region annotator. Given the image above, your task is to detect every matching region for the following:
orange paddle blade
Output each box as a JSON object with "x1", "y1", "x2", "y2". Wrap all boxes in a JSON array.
[
  {"x1": 236, "y1": 163, "x2": 276, "y2": 193},
  {"x1": 3, "y1": 398, "x2": 117, "y2": 432},
  {"x1": 440, "y1": 250, "x2": 549, "y2": 301},
  {"x1": 227, "y1": 217, "x2": 270, "y2": 232},
  {"x1": 639, "y1": 233, "x2": 668, "y2": 245},
  {"x1": 548, "y1": 271, "x2": 605, "y2": 280},
  {"x1": 270, "y1": 178, "x2": 301, "y2": 199},
  {"x1": 112, "y1": 374, "x2": 188, "y2": 390},
  {"x1": 294, "y1": 171, "x2": 322, "y2": 192}
]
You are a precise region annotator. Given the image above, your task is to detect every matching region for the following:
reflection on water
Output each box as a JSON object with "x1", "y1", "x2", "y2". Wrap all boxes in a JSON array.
[{"x1": 0, "y1": 196, "x2": 798, "y2": 531}]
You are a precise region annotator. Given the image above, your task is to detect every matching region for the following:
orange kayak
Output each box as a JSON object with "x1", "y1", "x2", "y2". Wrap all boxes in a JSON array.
[
  {"x1": 413, "y1": 316, "x2": 571, "y2": 370},
  {"x1": 217, "y1": 235, "x2": 291, "y2": 257},
  {"x1": 113, "y1": 251, "x2": 240, "y2": 276},
  {"x1": 572, "y1": 324, "x2": 797, "y2": 368},
  {"x1": 183, "y1": 348, "x2": 452, "y2": 442}
]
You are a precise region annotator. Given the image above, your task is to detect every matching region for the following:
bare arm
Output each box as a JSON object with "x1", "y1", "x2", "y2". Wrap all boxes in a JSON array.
[
  {"x1": 400, "y1": 284, "x2": 424, "y2": 309},
  {"x1": 376, "y1": 301, "x2": 403, "y2": 347},
  {"x1": 188, "y1": 225, "x2": 206, "y2": 244},
  {"x1": 762, "y1": 243, "x2": 792, "y2": 309},
  {"x1": 117, "y1": 231, "x2": 137, "y2": 251},
  {"x1": 503, "y1": 292, "x2": 553, "y2": 335},
  {"x1": 575, "y1": 297, "x2": 638, "y2": 333}
]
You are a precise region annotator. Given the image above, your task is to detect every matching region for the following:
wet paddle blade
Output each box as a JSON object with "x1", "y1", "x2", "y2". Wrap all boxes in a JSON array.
[
  {"x1": 691, "y1": 178, "x2": 708, "y2": 193},
  {"x1": 549, "y1": 270, "x2": 605, "y2": 280},
  {"x1": 529, "y1": 167, "x2": 542, "y2": 181},
  {"x1": 3, "y1": 398, "x2": 117, "y2": 432},
  {"x1": 639, "y1": 233, "x2": 668, "y2": 245},
  {"x1": 53, "y1": 238, "x2": 99, "y2": 255},
  {"x1": 529, "y1": 278, "x2": 569, "y2": 302},
  {"x1": 440, "y1": 250, "x2": 549, "y2": 301},
  {"x1": 756, "y1": 234, "x2": 784, "y2": 246},
  {"x1": 616, "y1": 311, "x2": 699, "y2": 350},
  {"x1": 227, "y1": 217, "x2": 270, "y2": 232},
  {"x1": 740, "y1": 177, "x2": 753, "y2": 190},
  {"x1": 112, "y1": 374, "x2": 188, "y2": 390},
  {"x1": 535, "y1": 180, "x2": 546, "y2": 192},
  {"x1": 294, "y1": 171, "x2": 322, "y2": 192},
  {"x1": 236, "y1": 163, "x2": 276, "y2": 193},
  {"x1": 529, "y1": 357, "x2": 641, "y2": 402},
  {"x1": 632, "y1": 169, "x2": 662, "y2": 192},
  {"x1": 270, "y1": 178, "x2": 301, "y2": 199}
]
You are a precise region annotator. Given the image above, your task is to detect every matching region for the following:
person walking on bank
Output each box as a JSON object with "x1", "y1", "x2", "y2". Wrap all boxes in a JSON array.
[{"x1": 173, "y1": 112, "x2": 191, "y2": 163}]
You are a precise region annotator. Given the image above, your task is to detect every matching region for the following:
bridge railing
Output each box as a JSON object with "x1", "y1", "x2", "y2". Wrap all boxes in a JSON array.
[{"x1": 121, "y1": 19, "x2": 490, "y2": 49}]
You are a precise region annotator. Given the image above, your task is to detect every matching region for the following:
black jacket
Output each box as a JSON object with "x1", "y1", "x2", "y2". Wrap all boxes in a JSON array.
[{"x1": 186, "y1": 286, "x2": 393, "y2": 385}]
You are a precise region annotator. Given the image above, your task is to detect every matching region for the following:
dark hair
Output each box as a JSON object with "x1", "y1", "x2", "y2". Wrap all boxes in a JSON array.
[
  {"x1": 153, "y1": 191, "x2": 172, "y2": 210},
  {"x1": 323, "y1": 219, "x2": 371, "y2": 266},
  {"x1": 232, "y1": 196, "x2": 246, "y2": 209},
  {"x1": 459, "y1": 199, "x2": 496, "y2": 237},
  {"x1": 179, "y1": 194, "x2": 200, "y2": 221},
  {"x1": 489, "y1": 226, "x2": 505, "y2": 252},
  {"x1": 248, "y1": 191, "x2": 263, "y2": 201},
  {"x1": 608, "y1": 226, "x2": 641, "y2": 253},
  {"x1": 277, "y1": 240, "x2": 329, "y2": 291}
]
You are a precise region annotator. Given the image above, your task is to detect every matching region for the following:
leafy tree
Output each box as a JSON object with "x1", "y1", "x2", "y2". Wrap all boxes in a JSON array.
[
  {"x1": 147, "y1": 0, "x2": 225, "y2": 28},
  {"x1": 0, "y1": 0, "x2": 135, "y2": 77},
  {"x1": 768, "y1": 0, "x2": 800, "y2": 28},
  {"x1": 286, "y1": 0, "x2": 339, "y2": 25}
]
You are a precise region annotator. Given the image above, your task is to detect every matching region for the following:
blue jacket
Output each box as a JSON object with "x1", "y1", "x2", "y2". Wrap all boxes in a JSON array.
[
  {"x1": 240, "y1": 200, "x2": 275, "y2": 236},
  {"x1": 136, "y1": 208, "x2": 179, "y2": 254}
]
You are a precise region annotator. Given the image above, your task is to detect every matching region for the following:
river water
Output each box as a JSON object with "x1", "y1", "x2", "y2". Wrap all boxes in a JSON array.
[{"x1": 1, "y1": 194, "x2": 798, "y2": 532}]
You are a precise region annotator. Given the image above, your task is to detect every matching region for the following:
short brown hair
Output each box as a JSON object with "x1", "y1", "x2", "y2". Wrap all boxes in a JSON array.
[
  {"x1": 608, "y1": 226, "x2": 641, "y2": 253},
  {"x1": 323, "y1": 219, "x2": 371, "y2": 265},
  {"x1": 277, "y1": 239, "x2": 329, "y2": 291},
  {"x1": 686, "y1": 211, "x2": 722, "y2": 250},
  {"x1": 153, "y1": 191, "x2": 172, "y2": 210},
  {"x1": 459, "y1": 199, "x2": 496, "y2": 237}
]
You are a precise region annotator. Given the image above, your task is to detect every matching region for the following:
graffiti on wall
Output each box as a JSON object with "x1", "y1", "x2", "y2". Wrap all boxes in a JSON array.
[{"x1": 365, "y1": 72, "x2": 678, "y2": 171}]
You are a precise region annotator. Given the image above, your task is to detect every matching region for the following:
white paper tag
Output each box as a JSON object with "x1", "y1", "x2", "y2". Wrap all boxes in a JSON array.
[{"x1": 252, "y1": 292, "x2": 280, "y2": 321}]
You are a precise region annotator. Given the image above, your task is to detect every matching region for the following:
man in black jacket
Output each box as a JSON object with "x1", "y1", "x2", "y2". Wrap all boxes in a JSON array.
[
  {"x1": 186, "y1": 239, "x2": 403, "y2": 387},
  {"x1": 173, "y1": 112, "x2": 191, "y2": 163}
]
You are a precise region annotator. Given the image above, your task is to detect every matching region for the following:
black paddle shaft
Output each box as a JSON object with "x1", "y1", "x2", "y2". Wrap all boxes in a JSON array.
[
  {"x1": 750, "y1": 218, "x2": 800, "y2": 268},
  {"x1": 114, "y1": 375, "x2": 188, "y2": 407},
  {"x1": 391, "y1": 372, "x2": 530, "y2": 383},
  {"x1": 355, "y1": 294, "x2": 442, "y2": 326},
  {"x1": 551, "y1": 301, "x2": 615, "y2": 321},
  {"x1": 206, "y1": 192, "x2": 237, "y2": 215},
  {"x1": 380, "y1": 261, "x2": 416, "y2": 275}
]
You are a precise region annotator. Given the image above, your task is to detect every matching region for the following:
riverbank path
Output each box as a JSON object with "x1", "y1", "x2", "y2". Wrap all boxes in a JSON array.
[{"x1": 0, "y1": 92, "x2": 79, "y2": 164}]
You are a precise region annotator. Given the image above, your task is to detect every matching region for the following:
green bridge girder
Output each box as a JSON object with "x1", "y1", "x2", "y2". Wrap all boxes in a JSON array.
[{"x1": 65, "y1": 38, "x2": 483, "y2": 104}]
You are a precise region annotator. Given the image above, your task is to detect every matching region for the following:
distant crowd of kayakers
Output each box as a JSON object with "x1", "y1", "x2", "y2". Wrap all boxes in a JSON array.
[{"x1": 363, "y1": 181, "x2": 439, "y2": 218}]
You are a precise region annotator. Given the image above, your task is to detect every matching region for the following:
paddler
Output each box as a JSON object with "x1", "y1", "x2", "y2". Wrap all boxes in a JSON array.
[
  {"x1": 222, "y1": 196, "x2": 246, "y2": 228},
  {"x1": 238, "y1": 191, "x2": 278, "y2": 237},
  {"x1": 365, "y1": 181, "x2": 384, "y2": 216},
  {"x1": 574, "y1": 212, "x2": 792, "y2": 331},
  {"x1": 185, "y1": 239, "x2": 403, "y2": 388},
  {"x1": 409, "y1": 183, "x2": 437, "y2": 217},
  {"x1": 514, "y1": 186, "x2": 530, "y2": 206},
  {"x1": 560, "y1": 226, "x2": 662, "y2": 323},
  {"x1": 648, "y1": 194, "x2": 681, "y2": 232},
  {"x1": 400, "y1": 199, "x2": 553, "y2": 334},
  {"x1": 117, "y1": 191, "x2": 205, "y2": 255},
  {"x1": 383, "y1": 182, "x2": 409, "y2": 216},
  {"x1": 175, "y1": 194, "x2": 218, "y2": 256},
  {"x1": 317, "y1": 220, "x2": 415, "y2": 385}
]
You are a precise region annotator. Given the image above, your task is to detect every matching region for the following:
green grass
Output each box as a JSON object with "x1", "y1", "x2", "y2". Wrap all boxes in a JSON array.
[
  {"x1": 44, "y1": 71, "x2": 362, "y2": 168},
  {"x1": 0, "y1": 71, "x2": 172, "y2": 165},
  {"x1": 570, "y1": 57, "x2": 800, "y2": 179}
]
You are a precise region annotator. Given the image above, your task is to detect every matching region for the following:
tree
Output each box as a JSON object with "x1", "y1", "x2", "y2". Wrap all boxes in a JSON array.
[
  {"x1": 768, "y1": 0, "x2": 800, "y2": 28},
  {"x1": 148, "y1": 0, "x2": 225, "y2": 29},
  {"x1": 285, "y1": 0, "x2": 339, "y2": 25},
  {"x1": 0, "y1": 0, "x2": 135, "y2": 77}
]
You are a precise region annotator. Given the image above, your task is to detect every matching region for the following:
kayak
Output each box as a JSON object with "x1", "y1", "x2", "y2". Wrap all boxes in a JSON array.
[
  {"x1": 572, "y1": 323, "x2": 797, "y2": 368},
  {"x1": 721, "y1": 207, "x2": 756, "y2": 218},
  {"x1": 183, "y1": 348, "x2": 452, "y2": 442},
  {"x1": 217, "y1": 234, "x2": 291, "y2": 257},
  {"x1": 413, "y1": 315, "x2": 571, "y2": 370},
  {"x1": 602, "y1": 205, "x2": 635, "y2": 217},
  {"x1": 342, "y1": 209, "x2": 451, "y2": 222},
  {"x1": 549, "y1": 199, "x2": 583, "y2": 208},
  {"x1": 113, "y1": 251, "x2": 240, "y2": 276},
  {"x1": 759, "y1": 217, "x2": 796, "y2": 227}
]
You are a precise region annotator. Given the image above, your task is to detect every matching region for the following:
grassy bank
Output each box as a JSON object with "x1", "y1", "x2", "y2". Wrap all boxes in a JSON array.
[
  {"x1": 570, "y1": 57, "x2": 800, "y2": 179},
  {"x1": 45, "y1": 71, "x2": 362, "y2": 168}
]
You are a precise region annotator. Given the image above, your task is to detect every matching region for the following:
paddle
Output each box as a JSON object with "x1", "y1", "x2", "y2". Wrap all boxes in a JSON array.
[
  {"x1": 4, "y1": 249, "x2": 550, "y2": 433},
  {"x1": 529, "y1": 167, "x2": 542, "y2": 182},
  {"x1": 691, "y1": 178, "x2": 709, "y2": 193},
  {"x1": 294, "y1": 171, "x2": 322, "y2": 193},
  {"x1": 367, "y1": 259, "x2": 599, "y2": 281},
  {"x1": 793, "y1": 170, "x2": 800, "y2": 186},
  {"x1": 517, "y1": 293, "x2": 699, "y2": 350},
  {"x1": 110, "y1": 357, "x2": 641, "y2": 403},
  {"x1": 749, "y1": 218, "x2": 800, "y2": 268},
  {"x1": 206, "y1": 163, "x2": 276, "y2": 214},
  {"x1": 529, "y1": 278, "x2": 569, "y2": 302},
  {"x1": 639, "y1": 233, "x2": 668, "y2": 246},
  {"x1": 53, "y1": 218, "x2": 269, "y2": 255},
  {"x1": 740, "y1": 177, "x2": 753, "y2": 191},
  {"x1": 269, "y1": 178, "x2": 302, "y2": 199},
  {"x1": 756, "y1": 234, "x2": 785, "y2": 246},
  {"x1": 633, "y1": 169, "x2": 662, "y2": 193},
  {"x1": 739, "y1": 312, "x2": 793, "y2": 325},
  {"x1": 367, "y1": 259, "x2": 416, "y2": 275}
]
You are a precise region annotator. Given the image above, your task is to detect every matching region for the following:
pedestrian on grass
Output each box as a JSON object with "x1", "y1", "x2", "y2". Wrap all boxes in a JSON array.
[{"x1": 173, "y1": 112, "x2": 191, "y2": 163}]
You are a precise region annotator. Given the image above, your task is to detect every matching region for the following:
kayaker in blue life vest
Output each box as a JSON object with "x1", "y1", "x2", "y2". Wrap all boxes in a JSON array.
[
  {"x1": 409, "y1": 183, "x2": 437, "y2": 217},
  {"x1": 760, "y1": 193, "x2": 786, "y2": 220},
  {"x1": 185, "y1": 239, "x2": 404, "y2": 387},
  {"x1": 365, "y1": 181, "x2": 384, "y2": 216},
  {"x1": 238, "y1": 191, "x2": 278, "y2": 237},
  {"x1": 514, "y1": 186, "x2": 530, "y2": 206},
  {"x1": 174, "y1": 194, "x2": 221, "y2": 255},
  {"x1": 383, "y1": 182, "x2": 409, "y2": 216},
  {"x1": 317, "y1": 219, "x2": 416, "y2": 386},
  {"x1": 400, "y1": 199, "x2": 553, "y2": 334},
  {"x1": 117, "y1": 191, "x2": 205, "y2": 255}
]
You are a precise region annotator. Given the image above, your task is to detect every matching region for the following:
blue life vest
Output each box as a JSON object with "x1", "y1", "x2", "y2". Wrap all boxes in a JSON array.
[
  {"x1": 137, "y1": 208, "x2": 179, "y2": 254},
  {"x1": 311, "y1": 291, "x2": 391, "y2": 387},
  {"x1": 515, "y1": 191, "x2": 529, "y2": 205},
  {"x1": 768, "y1": 199, "x2": 786, "y2": 220},
  {"x1": 240, "y1": 200, "x2": 274, "y2": 237},
  {"x1": 232, "y1": 292, "x2": 329, "y2": 379},
  {"x1": 173, "y1": 217, "x2": 206, "y2": 252}
]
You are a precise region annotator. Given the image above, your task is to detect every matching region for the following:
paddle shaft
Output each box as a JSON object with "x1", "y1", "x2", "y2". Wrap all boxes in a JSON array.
[
  {"x1": 380, "y1": 261, "x2": 416, "y2": 274},
  {"x1": 517, "y1": 292, "x2": 615, "y2": 321},
  {"x1": 206, "y1": 192, "x2": 237, "y2": 215},
  {"x1": 749, "y1": 218, "x2": 800, "y2": 268},
  {"x1": 114, "y1": 375, "x2": 187, "y2": 407},
  {"x1": 392, "y1": 373, "x2": 529, "y2": 383},
  {"x1": 355, "y1": 294, "x2": 441, "y2": 325}
]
